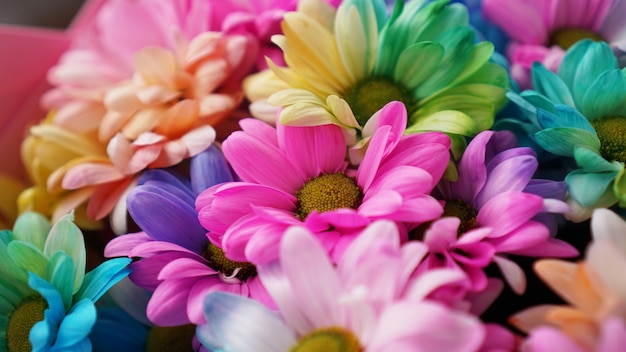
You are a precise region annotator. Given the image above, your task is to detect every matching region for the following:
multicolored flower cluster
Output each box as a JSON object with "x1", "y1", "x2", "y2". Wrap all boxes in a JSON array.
[{"x1": 2, "y1": 0, "x2": 626, "y2": 350}]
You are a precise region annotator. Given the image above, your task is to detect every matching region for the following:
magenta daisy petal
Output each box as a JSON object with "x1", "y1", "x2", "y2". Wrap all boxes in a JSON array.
[
  {"x1": 412, "y1": 130, "x2": 578, "y2": 292},
  {"x1": 198, "y1": 102, "x2": 449, "y2": 264}
]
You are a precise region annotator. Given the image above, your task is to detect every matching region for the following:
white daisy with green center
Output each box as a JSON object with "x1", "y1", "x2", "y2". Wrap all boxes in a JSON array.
[
  {"x1": 245, "y1": 0, "x2": 509, "y2": 156},
  {"x1": 506, "y1": 39, "x2": 626, "y2": 221},
  {"x1": 0, "y1": 212, "x2": 131, "y2": 351}
]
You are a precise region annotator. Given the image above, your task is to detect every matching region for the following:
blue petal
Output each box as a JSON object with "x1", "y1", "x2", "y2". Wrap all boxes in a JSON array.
[
  {"x1": 127, "y1": 185, "x2": 207, "y2": 252},
  {"x1": 197, "y1": 292, "x2": 296, "y2": 352},
  {"x1": 531, "y1": 62, "x2": 575, "y2": 107},
  {"x1": 136, "y1": 171, "x2": 195, "y2": 205},
  {"x1": 190, "y1": 144, "x2": 236, "y2": 195},
  {"x1": 536, "y1": 105, "x2": 595, "y2": 132},
  {"x1": 580, "y1": 69, "x2": 626, "y2": 119},
  {"x1": 74, "y1": 258, "x2": 131, "y2": 304},
  {"x1": 52, "y1": 299, "x2": 96, "y2": 350},
  {"x1": 29, "y1": 273, "x2": 65, "y2": 351}
]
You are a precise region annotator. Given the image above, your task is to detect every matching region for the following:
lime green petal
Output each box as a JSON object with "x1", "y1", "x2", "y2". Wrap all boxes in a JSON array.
[
  {"x1": 448, "y1": 41, "x2": 496, "y2": 88},
  {"x1": 572, "y1": 41, "x2": 618, "y2": 105},
  {"x1": 580, "y1": 69, "x2": 626, "y2": 119},
  {"x1": 566, "y1": 169, "x2": 619, "y2": 207},
  {"x1": 447, "y1": 134, "x2": 468, "y2": 162},
  {"x1": 43, "y1": 213, "x2": 86, "y2": 293},
  {"x1": 431, "y1": 83, "x2": 506, "y2": 109},
  {"x1": 395, "y1": 42, "x2": 445, "y2": 90},
  {"x1": 11, "y1": 212, "x2": 51, "y2": 251},
  {"x1": 47, "y1": 252, "x2": 75, "y2": 310},
  {"x1": 534, "y1": 127, "x2": 600, "y2": 157},
  {"x1": 7, "y1": 241, "x2": 48, "y2": 279},
  {"x1": 573, "y1": 145, "x2": 623, "y2": 173},
  {"x1": 531, "y1": 62, "x2": 575, "y2": 107},
  {"x1": 406, "y1": 110, "x2": 479, "y2": 136},
  {"x1": 414, "y1": 94, "x2": 495, "y2": 131},
  {"x1": 613, "y1": 168, "x2": 626, "y2": 207}
]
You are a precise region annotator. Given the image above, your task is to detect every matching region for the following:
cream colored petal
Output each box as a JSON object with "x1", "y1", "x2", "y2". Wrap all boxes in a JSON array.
[
  {"x1": 326, "y1": 95, "x2": 360, "y2": 129},
  {"x1": 591, "y1": 208, "x2": 626, "y2": 254},
  {"x1": 136, "y1": 85, "x2": 181, "y2": 106},
  {"x1": 121, "y1": 107, "x2": 165, "y2": 140},
  {"x1": 198, "y1": 94, "x2": 238, "y2": 117},
  {"x1": 243, "y1": 69, "x2": 290, "y2": 102},
  {"x1": 134, "y1": 46, "x2": 178, "y2": 85},
  {"x1": 249, "y1": 100, "x2": 279, "y2": 124},
  {"x1": 509, "y1": 304, "x2": 563, "y2": 333},
  {"x1": 587, "y1": 241, "x2": 626, "y2": 303},
  {"x1": 297, "y1": 0, "x2": 337, "y2": 30},
  {"x1": 280, "y1": 102, "x2": 336, "y2": 126},
  {"x1": 104, "y1": 83, "x2": 144, "y2": 113},
  {"x1": 99, "y1": 110, "x2": 134, "y2": 142},
  {"x1": 184, "y1": 32, "x2": 221, "y2": 68},
  {"x1": 193, "y1": 58, "x2": 228, "y2": 97}
]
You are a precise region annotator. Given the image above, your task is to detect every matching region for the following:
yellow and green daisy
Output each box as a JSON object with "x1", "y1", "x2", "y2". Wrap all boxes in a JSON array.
[{"x1": 245, "y1": 0, "x2": 509, "y2": 155}]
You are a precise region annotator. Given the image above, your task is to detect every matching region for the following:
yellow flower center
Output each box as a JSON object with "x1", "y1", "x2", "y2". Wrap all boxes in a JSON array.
[
  {"x1": 290, "y1": 327, "x2": 362, "y2": 352},
  {"x1": 6, "y1": 295, "x2": 47, "y2": 352},
  {"x1": 443, "y1": 199, "x2": 478, "y2": 236},
  {"x1": 549, "y1": 28, "x2": 604, "y2": 50},
  {"x1": 590, "y1": 116, "x2": 626, "y2": 163},
  {"x1": 203, "y1": 243, "x2": 257, "y2": 281},
  {"x1": 295, "y1": 173, "x2": 363, "y2": 220},
  {"x1": 145, "y1": 324, "x2": 196, "y2": 352},
  {"x1": 343, "y1": 77, "x2": 416, "y2": 127}
]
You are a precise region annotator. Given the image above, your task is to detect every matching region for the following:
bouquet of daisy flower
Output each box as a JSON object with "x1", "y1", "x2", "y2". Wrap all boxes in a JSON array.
[{"x1": 2, "y1": 0, "x2": 626, "y2": 350}]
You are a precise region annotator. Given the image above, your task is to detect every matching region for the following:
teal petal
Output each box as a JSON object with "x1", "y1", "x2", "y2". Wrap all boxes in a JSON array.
[
  {"x1": 43, "y1": 213, "x2": 86, "y2": 293},
  {"x1": 52, "y1": 299, "x2": 96, "y2": 350},
  {"x1": 533, "y1": 127, "x2": 600, "y2": 157},
  {"x1": 7, "y1": 241, "x2": 48, "y2": 279},
  {"x1": 46, "y1": 252, "x2": 75, "y2": 311},
  {"x1": 0, "y1": 229, "x2": 12, "y2": 245},
  {"x1": 520, "y1": 91, "x2": 558, "y2": 115},
  {"x1": 11, "y1": 212, "x2": 51, "y2": 251},
  {"x1": 572, "y1": 41, "x2": 618, "y2": 106},
  {"x1": 580, "y1": 69, "x2": 626, "y2": 119},
  {"x1": 417, "y1": 3, "x2": 468, "y2": 43},
  {"x1": 573, "y1": 145, "x2": 622, "y2": 173},
  {"x1": 558, "y1": 39, "x2": 594, "y2": 92},
  {"x1": 73, "y1": 258, "x2": 132, "y2": 304},
  {"x1": 395, "y1": 41, "x2": 445, "y2": 90},
  {"x1": 566, "y1": 169, "x2": 620, "y2": 207},
  {"x1": 531, "y1": 63, "x2": 575, "y2": 107},
  {"x1": 537, "y1": 105, "x2": 595, "y2": 133}
]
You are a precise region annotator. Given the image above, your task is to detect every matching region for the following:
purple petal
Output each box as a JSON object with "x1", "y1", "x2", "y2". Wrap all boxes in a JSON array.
[{"x1": 190, "y1": 144, "x2": 236, "y2": 194}]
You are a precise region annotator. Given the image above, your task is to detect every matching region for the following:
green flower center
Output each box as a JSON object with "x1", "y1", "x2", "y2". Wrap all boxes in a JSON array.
[
  {"x1": 443, "y1": 199, "x2": 478, "y2": 236},
  {"x1": 145, "y1": 324, "x2": 196, "y2": 352},
  {"x1": 290, "y1": 327, "x2": 362, "y2": 352},
  {"x1": 6, "y1": 295, "x2": 47, "y2": 352},
  {"x1": 203, "y1": 243, "x2": 257, "y2": 281},
  {"x1": 590, "y1": 116, "x2": 626, "y2": 163},
  {"x1": 549, "y1": 28, "x2": 604, "y2": 50},
  {"x1": 343, "y1": 77, "x2": 416, "y2": 127},
  {"x1": 295, "y1": 173, "x2": 363, "y2": 220}
]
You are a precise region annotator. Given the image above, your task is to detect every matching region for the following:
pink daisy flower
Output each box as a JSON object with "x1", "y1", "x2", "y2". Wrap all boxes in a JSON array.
[
  {"x1": 197, "y1": 221, "x2": 484, "y2": 352},
  {"x1": 196, "y1": 101, "x2": 450, "y2": 264},
  {"x1": 483, "y1": 0, "x2": 626, "y2": 87},
  {"x1": 414, "y1": 130, "x2": 578, "y2": 294}
]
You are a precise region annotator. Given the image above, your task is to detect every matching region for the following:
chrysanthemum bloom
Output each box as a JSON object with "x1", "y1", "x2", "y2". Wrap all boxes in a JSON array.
[
  {"x1": 483, "y1": 0, "x2": 626, "y2": 88},
  {"x1": 105, "y1": 146, "x2": 271, "y2": 326},
  {"x1": 414, "y1": 130, "x2": 577, "y2": 294},
  {"x1": 506, "y1": 40, "x2": 626, "y2": 221},
  {"x1": 197, "y1": 102, "x2": 450, "y2": 264},
  {"x1": 244, "y1": 0, "x2": 508, "y2": 153},
  {"x1": 511, "y1": 208, "x2": 626, "y2": 350},
  {"x1": 197, "y1": 221, "x2": 484, "y2": 352},
  {"x1": 0, "y1": 211, "x2": 131, "y2": 351},
  {"x1": 18, "y1": 115, "x2": 107, "y2": 230}
]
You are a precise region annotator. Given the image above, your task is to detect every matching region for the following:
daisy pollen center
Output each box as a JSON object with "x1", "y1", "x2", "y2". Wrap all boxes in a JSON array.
[
  {"x1": 591, "y1": 116, "x2": 626, "y2": 163},
  {"x1": 204, "y1": 243, "x2": 257, "y2": 281},
  {"x1": 295, "y1": 173, "x2": 363, "y2": 220},
  {"x1": 146, "y1": 324, "x2": 196, "y2": 352},
  {"x1": 443, "y1": 199, "x2": 478, "y2": 236},
  {"x1": 6, "y1": 295, "x2": 47, "y2": 352},
  {"x1": 343, "y1": 77, "x2": 416, "y2": 127},
  {"x1": 290, "y1": 326, "x2": 362, "y2": 352},
  {"x1": 549, "y1": 28, "x2": 603, "y2": 50}
]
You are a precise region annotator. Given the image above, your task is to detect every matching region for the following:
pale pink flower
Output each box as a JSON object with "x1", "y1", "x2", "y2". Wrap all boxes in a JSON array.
[
  {"x1": 196, "y1": 102, "x2": 450, "y2": 264},
  {"x1": 198, "y1": 221, "x2": 485, "y2": 352}
]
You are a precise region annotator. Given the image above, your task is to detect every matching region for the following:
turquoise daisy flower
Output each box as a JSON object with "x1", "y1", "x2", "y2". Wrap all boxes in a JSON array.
[
  {"x1": 506, "y1": 39, "x2": 626, "y2": 219},
  {"x1": 0, "y1": 212, "x2": 131, "y2": 351}
]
